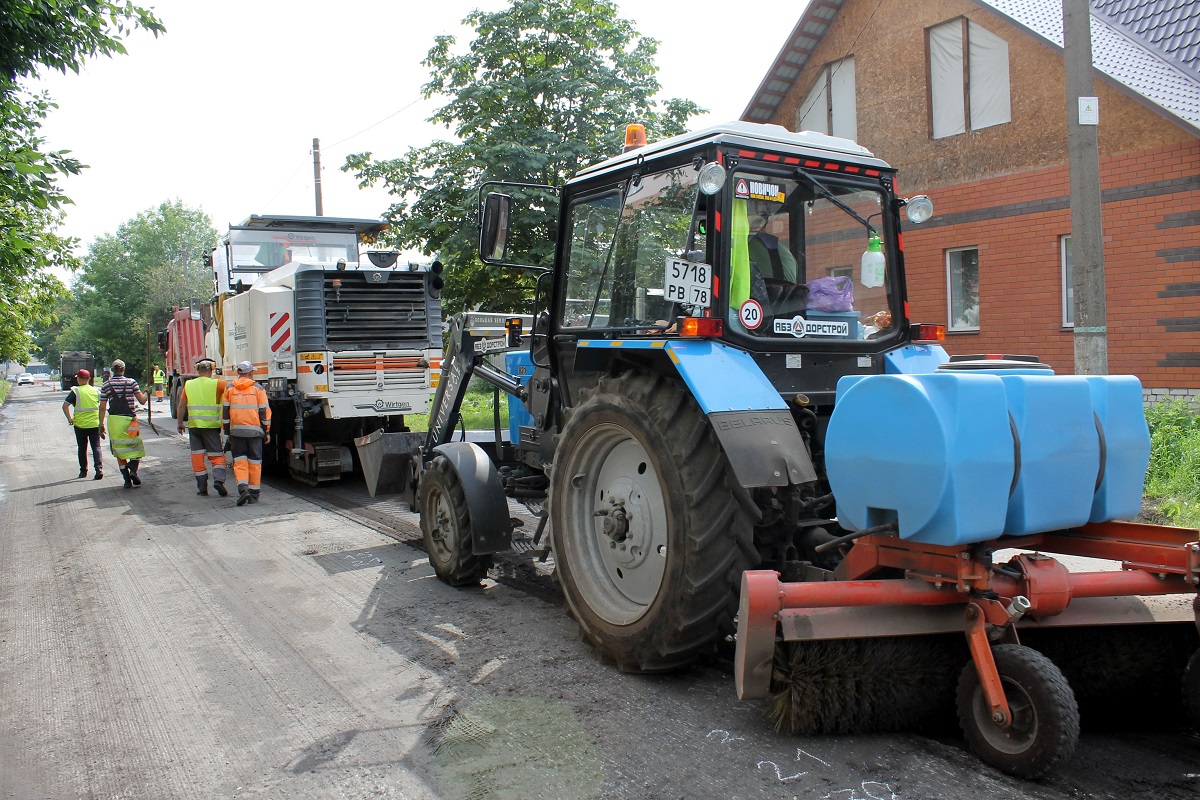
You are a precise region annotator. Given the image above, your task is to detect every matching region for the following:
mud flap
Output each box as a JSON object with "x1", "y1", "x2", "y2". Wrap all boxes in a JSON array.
[
  {"x1": 431, "y1": 442, "x2": 513, "y2": 554},
  {"x1": 354, "y1": 429, "x2": 424, "y2": 499}
]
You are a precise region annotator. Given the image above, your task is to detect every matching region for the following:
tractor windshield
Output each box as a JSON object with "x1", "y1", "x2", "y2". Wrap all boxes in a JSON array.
[{"x1": 726, "y1": 171, "x2": 895, "y2": 341}]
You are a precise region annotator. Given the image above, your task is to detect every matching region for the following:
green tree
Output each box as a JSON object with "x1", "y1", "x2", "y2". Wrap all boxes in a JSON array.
[
  {"x1": 344, "y1": 0, "x2": 701, "y2": 313},
  {"x1": 58, "y1": 201, "x2": 217, "y2": 376},
  {"x1": 0, "y1": 0, "x2": 163, "y2": 362}
]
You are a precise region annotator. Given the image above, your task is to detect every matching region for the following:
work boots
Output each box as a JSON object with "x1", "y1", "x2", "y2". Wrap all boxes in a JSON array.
[
  {"x1": 214, "y1": 481, "x2": 228, "y2": 497},
  {"x1": 196, "y1": 477, "x2": 208, "y2": 496},
  {"x1": 93, "y1": 468, "x2": 103, "y2": 480},
  {"x1": 129, "y1": 460, "x2": 141, "y2": 486},
  {"x1": 121, "y1": 467, "x2": 132, "y2": 489}
]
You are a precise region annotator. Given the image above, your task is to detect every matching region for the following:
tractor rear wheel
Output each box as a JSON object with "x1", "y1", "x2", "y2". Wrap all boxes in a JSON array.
[
  {"x1": 956, "y1": 643, "x2": 1080, "y2": 779},
  {"x1": 550, "y1": 371, "x2": 755, "y2": 672},
  {"x1": 418, "y1": 455, "x2": 493, "y2": 586}
]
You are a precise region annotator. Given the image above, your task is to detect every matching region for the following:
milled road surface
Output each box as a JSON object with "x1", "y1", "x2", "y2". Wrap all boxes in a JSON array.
[{"x1": 1, "y1": 382, "x2": 1198, "y2": 800}]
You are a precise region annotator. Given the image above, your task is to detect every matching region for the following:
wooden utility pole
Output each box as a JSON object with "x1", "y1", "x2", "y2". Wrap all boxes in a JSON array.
[
  {"x1": 312, "y1": 137, "x2": 324, "y2": 216},
  {"x1": 1064, "y1": 0, "x2": 1108, "y2": 374}
]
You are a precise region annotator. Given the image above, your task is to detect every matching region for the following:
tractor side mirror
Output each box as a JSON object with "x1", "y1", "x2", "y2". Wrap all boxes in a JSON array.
[{"x1": 479, "y1": 192, "x2": 512, "y2": 264}]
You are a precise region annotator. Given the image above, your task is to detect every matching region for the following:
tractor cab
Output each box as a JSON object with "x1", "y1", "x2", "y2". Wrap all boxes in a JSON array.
[{"x1": 481, "y1": 122, "x2": 937, "y2": 403}]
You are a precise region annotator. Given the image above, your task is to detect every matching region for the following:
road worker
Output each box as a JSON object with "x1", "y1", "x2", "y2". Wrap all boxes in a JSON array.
[
  {"x1": 62, "y1": 369, "x2": 103, "y2": 480},
  {"x1": 98, "y1": 359, "x2": 148, "y2": 488},
  {"x1": 152, "y1": 364, "x2": 166, "y2": 403},
  {"x1": 222, "y1": 361, "x2": 271, "y2": 506},
  {"x1": 177, "y1": 358, "x2": 228, "y2": 496}
]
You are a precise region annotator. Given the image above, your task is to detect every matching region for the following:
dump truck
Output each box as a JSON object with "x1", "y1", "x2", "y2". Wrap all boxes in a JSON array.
[
  {"x1": 381, "y1": 122, "x2": 1198, "y2": 779},
  {"x1": 158, "y1": 304, "x2": 208, "y2": 417},
  {"x1": 59, "y1": 351, "x2": 94, "y2": 389},
  {"x1": 204, "y1": 214, "x2": 443, "y2": 485}
]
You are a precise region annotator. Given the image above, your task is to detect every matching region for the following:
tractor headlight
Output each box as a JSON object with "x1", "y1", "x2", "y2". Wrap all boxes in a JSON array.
[
  {"x1": 697, "y1": 162, "x2": 727, "y2": 196},
  {"x1": 904, "y1": 195, "x2": 934, "y2": 224}
]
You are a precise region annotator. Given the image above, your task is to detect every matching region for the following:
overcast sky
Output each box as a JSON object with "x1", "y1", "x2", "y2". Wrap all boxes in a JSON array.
[{"x1": 33, "y1": 0, "x2": 808, "y2": 263}]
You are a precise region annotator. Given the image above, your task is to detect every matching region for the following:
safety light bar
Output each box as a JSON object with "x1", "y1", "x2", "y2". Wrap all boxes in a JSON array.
[
  {"x1": 913, "y1": 323, "x2": 945, "y2": 343},
  {"x1": 679, "y1": 317, "x2": 723, "y2": 338}
]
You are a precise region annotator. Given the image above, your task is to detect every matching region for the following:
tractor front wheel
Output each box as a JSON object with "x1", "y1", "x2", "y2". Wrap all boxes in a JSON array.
[
  {"x1": 956, "y1": 643, "x2": 1080, "y2": 779},
  {"x1": 550, "y1": 371, "x2": 755, "y2": 672},
  {"x1": 418, "y1": 455, "x2": 493, "y2": 586}
]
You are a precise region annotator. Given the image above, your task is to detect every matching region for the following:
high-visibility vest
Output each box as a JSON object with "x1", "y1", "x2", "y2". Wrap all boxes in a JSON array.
[
  {"x1": 71, "y1": 384, "x2": 100, "y2": 429},
  {"x1": 108, "y1": 415, "x2": 146, "y2": 460},
  {"x1": 223, "y1": 378, "x2": 272, "y2": 437},
  {"x1": 183, "y1": 376, "x2": 225, "y2": 428},
  {"x1": 153, "y1": 368, "x2": 165, "y2": 384}
]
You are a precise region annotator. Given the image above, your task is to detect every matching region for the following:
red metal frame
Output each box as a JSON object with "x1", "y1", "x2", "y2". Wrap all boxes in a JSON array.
[{"x1": 735, "y1": 520, "x2": 1200, "y2": 701}]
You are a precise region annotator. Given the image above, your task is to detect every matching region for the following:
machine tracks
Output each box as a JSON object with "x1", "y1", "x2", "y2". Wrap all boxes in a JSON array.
[{"x1": 266, "y1": 472, "x2": 564, "y2": 605}]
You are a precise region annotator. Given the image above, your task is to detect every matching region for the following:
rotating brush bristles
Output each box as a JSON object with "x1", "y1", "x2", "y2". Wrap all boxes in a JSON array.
[
  {"x1": 1020, "y1": 624, "x2": 1199, "y2": 728},
  {"x1": 767, "y1": 635, "x2": 968, "y2": 735}
]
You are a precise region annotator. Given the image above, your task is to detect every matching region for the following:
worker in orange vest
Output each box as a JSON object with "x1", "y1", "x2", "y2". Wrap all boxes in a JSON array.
[{"x1": 222, "y1": 361, "x2": 271, "y2": 506}]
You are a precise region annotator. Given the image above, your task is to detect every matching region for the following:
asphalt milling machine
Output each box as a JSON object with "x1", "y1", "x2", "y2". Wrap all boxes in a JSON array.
[
  {"x1": 203, "y1": 214, "x2": 443, "y2": 487},
  {"x1": 365, "y1": 122, "x2": 1200, "y2": 779}
]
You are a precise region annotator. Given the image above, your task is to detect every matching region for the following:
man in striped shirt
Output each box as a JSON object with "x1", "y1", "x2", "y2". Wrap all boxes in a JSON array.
[{"x1": 98, "y1": 359, "x2": 148, "y2": 488}]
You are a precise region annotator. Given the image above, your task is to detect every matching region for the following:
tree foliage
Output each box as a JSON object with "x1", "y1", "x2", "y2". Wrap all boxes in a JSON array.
[
  {"x1": 55, "y1": 201, "x2": 217, "y2": 376},
  {"x1": 344, "y1": 0, "x2": 702, "y2": 314},
  {"x1": 0, "y1": 0, "x2": 163, "y2": 362}
]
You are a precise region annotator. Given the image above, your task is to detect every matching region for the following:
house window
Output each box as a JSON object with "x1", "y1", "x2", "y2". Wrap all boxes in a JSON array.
[
  {"x1": 798, "y1": 57, "x2": 857, "y2": 141},
  {"x1": 927, "y1": 19, "x2": 1011, "y2": 139},
  {"x1": 828, "y1": 266, "x2": 854, "y2": 280},
  {"x1": 947, "y1": 247, "x2": 980, "y2": 331},
  {"x1": 1061, "y1": 235, "x2": 1073, "y2": 327}
]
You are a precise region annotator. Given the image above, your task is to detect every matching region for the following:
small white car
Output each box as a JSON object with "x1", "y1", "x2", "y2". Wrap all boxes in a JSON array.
[{"x1": 17, "y1": 372, "x2": 35, "y2": 386}]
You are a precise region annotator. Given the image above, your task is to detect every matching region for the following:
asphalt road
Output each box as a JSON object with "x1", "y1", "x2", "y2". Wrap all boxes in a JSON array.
[{"x1": 1, "y1": 382, "x2": 1197, "y2": 800}]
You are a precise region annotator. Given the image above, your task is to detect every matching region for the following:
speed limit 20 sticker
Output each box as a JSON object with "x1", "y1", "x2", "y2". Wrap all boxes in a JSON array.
[{"x1": 739, "y1": 299, "x2": 764, "y2": 330}]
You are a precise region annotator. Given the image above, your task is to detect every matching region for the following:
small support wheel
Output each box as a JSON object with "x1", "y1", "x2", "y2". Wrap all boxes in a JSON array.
[
  {"x1": 418, "y1": 455, "x2": 493, "y2": 586},
  {"x1": 1184, "y1": 649, "x2": 1200, "y2": 727},
  {"x1": 956, "y1": 643, "x2": 1080, "y2": 779}
]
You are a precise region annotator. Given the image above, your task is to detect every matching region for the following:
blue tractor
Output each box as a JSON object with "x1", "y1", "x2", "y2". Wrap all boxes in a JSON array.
[{"x1": 404, "y1": 122, "x2": 1198, "y2": 779}]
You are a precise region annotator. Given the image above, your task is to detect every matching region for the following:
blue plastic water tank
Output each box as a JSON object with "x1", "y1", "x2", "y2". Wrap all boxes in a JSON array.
[
  {"x1": 826, "y1": 371, "x2": 1150, "y2": 546},
  {"x1": 505, "y1": 350, "x2": 535, "y2": 444},
  {"x1": 1086, "y1": 375, "x2": 1150, "y2": 522}
]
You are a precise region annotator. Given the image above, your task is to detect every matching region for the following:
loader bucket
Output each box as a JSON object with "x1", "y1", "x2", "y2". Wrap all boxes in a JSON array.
[{"x1": 354, "y1": 429, "x2": 423, "y2": 499}]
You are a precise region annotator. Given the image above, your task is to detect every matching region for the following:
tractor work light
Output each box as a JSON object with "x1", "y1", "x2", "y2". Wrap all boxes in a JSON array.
[
  {"x1": 697, "y1": 162, "x2": 727, "y2": 196},
  {"x1": 903, "y1": 195, "x2": 934, "y2": 224},
  {"x1": 679, "y1": 317, "x2": 723, "y2": 338},
  {"x1": 913, "y1": 323, "x2": 945, "y2": 343}
]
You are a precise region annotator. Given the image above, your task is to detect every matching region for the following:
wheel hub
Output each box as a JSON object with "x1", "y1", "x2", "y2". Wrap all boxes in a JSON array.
[{"x1": 595, "y1": 477, "x2": 656, "y2": 571}]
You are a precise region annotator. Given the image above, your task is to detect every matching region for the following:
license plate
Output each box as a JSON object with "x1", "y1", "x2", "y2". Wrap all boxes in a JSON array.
[{"x1": 663, "y1": 257, "x2": 712, "y2": 308}]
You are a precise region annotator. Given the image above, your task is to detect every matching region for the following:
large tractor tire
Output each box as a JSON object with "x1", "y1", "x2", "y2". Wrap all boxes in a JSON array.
[
  {"x1": 550, "y1": 371, "x2": 756, "y2": 673},
  {"x1": 956, "y1": 643, "x2": 1080, "y2": 779},
  {"x1": 418, "y1": 455, "x2": 494, "y2": 586}
]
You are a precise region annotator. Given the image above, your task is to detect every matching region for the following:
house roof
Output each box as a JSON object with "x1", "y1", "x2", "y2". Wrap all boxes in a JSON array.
[{"x1": 742, "y1": 0, "x2": 1200, "y2": 137}]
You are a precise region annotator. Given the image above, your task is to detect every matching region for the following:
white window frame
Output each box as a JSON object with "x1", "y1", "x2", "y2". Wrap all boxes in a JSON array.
[
  {"x1": 927, "y1": 18, "x2": 1011, "y2": 139},
  {"x1": 1060, "y1": 235, "x2": 1073, "y2": 328},
  {"x1": 797, "y1": 56, "x2": 857, "y2": 141},
  {"x1": 947, "y1": 246, "x2": 980, "y2": 332}
]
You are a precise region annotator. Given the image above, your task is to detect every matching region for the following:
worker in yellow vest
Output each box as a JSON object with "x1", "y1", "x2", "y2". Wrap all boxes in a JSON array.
[
  {"x1": 223, "y1": 361, "x2": 272, "y2": 506},
  {"x1": 152, "y1": 364, "x2": 166, "y2": 403},
  {"x1": 176, "y1": 358, "x2": 228, "y2": 496},
  {"x1": 62, "y1": 369, "x2": 103, "y2": 480}
]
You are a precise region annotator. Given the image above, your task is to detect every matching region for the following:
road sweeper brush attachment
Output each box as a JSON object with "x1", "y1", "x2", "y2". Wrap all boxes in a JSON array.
[{"x1": 735, "y1": 371, "x2": 1200, "y2": 779}]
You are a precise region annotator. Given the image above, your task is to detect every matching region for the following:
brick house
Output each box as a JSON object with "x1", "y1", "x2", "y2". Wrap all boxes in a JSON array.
[{"x1": 742, "y1": 0, "x2": 1199, "y2": 402}]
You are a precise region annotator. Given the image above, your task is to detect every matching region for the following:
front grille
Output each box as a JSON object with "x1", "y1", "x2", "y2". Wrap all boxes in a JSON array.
[
  {"x1": 331, "y1": 355, "x2": 431, "y2": 391},
  {"x1": 294, "y1": 266, "x2": 436, "y2": 351}
]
